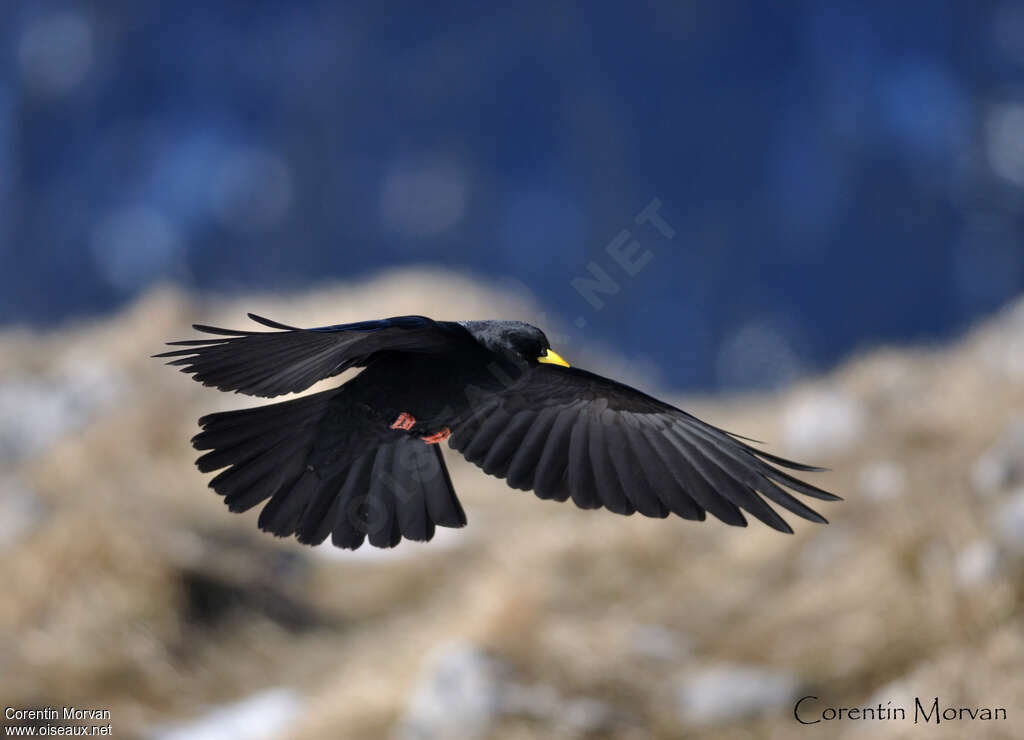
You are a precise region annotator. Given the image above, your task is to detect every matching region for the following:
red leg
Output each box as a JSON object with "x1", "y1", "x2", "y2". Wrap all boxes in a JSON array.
[
  {"x1": 390, "y1": 412, "x2": 417, "y2": 430},
  {"x1": 420, "y1": 427, "x2": 451, "y2": 444}
]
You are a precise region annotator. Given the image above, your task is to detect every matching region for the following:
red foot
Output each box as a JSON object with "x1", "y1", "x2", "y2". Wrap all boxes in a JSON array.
[
  {"x1": 421, "y1": 427, "x2": 451, "y2": 444},
  {"x1": 390, "y1": 412, "x2": 416, "y2": 430}
]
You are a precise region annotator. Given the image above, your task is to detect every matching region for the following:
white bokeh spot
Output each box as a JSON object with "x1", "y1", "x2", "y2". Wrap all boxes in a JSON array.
[{"x1": 18, "y1": 11, "x2": 94, "y2": 97}]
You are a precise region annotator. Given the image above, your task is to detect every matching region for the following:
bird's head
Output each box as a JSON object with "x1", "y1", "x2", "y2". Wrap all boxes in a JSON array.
[{"x1": 459, "y1": 320, "x2": 570, "y2": 367}]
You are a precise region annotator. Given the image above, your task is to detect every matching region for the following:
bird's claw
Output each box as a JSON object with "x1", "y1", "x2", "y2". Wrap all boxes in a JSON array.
[
  {"x1": 390, "y1": 411, "x2": 416, "y2": 430},
  {"x1": 421, "y1": 427, "x2": 451, "y2": 444}
]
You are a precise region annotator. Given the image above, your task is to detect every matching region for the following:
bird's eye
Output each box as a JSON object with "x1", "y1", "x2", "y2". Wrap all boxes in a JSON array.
[{"x1": 537, "y1": 348, "x2": 570, "y2": 367}]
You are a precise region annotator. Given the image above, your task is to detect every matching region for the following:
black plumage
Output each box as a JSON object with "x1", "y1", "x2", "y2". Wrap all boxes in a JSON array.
[{"x1": 156, "y1": 314, "x2": 839, "y2": 549}]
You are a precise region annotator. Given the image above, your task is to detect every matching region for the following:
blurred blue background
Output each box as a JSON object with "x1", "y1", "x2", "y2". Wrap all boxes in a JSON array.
[{"x1": 3, "y1": 0, "x2": 1023, "y2": 389}]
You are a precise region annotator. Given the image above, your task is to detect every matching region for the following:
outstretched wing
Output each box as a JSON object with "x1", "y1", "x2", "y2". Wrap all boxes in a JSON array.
[
  {"x1": 155, "y1": 314, "x2": 467, "y2": 398},
  {"x1": 448, "y1": 365, "x2": 839, "y2": 533}
]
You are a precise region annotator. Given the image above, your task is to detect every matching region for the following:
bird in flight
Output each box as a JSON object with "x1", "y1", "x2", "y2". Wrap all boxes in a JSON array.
[{"x1": 157, "y1": 314, "x2": 838, "y2": 549}]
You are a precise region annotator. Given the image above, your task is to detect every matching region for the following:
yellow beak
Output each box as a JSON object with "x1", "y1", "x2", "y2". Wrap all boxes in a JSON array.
[{"x1": 537, "y1": 348, "x2": 570, "y2": 367}]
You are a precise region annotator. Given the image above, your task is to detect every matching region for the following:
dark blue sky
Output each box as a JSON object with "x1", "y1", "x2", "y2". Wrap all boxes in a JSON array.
[{"x1": 3, "y1": 0, "x2": 1023, "y2": 389}]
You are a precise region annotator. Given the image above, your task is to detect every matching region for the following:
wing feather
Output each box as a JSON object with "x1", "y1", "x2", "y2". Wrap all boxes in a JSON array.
[
  {"x1": 481, "y1": 410, "x2": 537, "y2": 479},
  {"x1": 450, "y1": 364, "x2": 836, "y2": 532},
  {"x1": 605, "y1": 417, "x2": 668, "y2": 517},
  {"x1": 588, "y1": 404, "x2": 634, "y2": 515},
  {"x1": 506, "y1": 407, "x2": 560, "y2": 491},
  {"x1": 568, "y1": 411, "x2": 600, "y2": 509},
  {"x1": 156, "y1": 314, "x2": 468, "y2": 398},
  {"x1": 532, "y1": 407, "x2": 576, "y2": 501}
]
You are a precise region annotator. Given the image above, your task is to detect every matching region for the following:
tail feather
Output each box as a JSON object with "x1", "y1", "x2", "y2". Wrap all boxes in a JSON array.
[
  {"x1": 259, "y1": 469, "x2": 318, "y2": 537},
  {"x1": 196, "y1": 423, "x2": 302, "y2": 473},
  {"x1": 192, "y1": 389, "x2": 466, "y2": 550},
  {"x1": 331, "y1": 454, "x2": 376, "y2": 549},
  {"x1": 423, "y1": 446, "x2": 467, "y2": 528},
  {"x1": 366, "y1": 444, "x2": 402, "y2": 548},
  {"x1": 394, "y1": 446, "x2": 436, "y2": 542},
  {"x1": 295, "y1": 466, "x2": 350, "y2": 544}
]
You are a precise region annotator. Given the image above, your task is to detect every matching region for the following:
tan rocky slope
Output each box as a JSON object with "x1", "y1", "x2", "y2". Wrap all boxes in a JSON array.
[{"x1": 2, "y1": 270, "x2": 1022, "y2": 739}]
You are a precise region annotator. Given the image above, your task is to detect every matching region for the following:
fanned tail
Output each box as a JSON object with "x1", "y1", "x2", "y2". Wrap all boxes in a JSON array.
[{"x1": 193, "y1": 389, "x2": 466, "y2": 550}]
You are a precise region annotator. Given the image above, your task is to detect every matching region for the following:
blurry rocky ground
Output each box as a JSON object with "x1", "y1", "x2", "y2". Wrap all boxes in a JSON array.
[{"x1": 2, "y1": 268, "x2": 1023, "y2": 739}]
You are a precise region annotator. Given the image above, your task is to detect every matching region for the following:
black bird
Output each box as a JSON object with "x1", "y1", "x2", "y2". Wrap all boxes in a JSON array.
[{"x1": 157, "y1": 314, "x2": 838, "y2": 549}]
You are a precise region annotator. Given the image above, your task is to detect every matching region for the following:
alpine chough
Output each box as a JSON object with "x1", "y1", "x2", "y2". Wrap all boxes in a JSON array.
[{"x1": 157, "y1": 314, "x2": 838, "y2": 549}]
